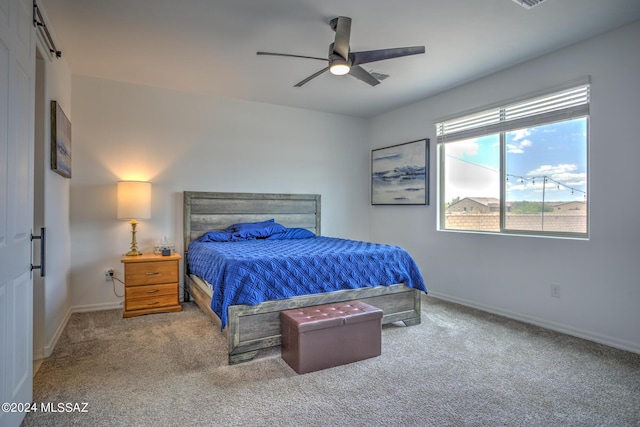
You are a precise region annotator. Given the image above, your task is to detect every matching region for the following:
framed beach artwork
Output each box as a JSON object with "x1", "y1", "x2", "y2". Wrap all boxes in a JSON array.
[
  {"x1": 51, "y1": 100, "x2": 72, "y2": 178},
  {"x1": 371, "y1": 138, "x2": 429, "y2": 205}
]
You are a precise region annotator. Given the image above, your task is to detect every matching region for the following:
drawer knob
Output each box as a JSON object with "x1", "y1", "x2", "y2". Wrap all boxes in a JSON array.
[
  {"x1": 146, "y1": 272, "x2": 161, "y2": 276},
  {"x1": 147, "y1": 301, "x2": 159, "y2": 306},
  {"x1": 146, "y1": 289, "x2": 160, "y2": 294}
]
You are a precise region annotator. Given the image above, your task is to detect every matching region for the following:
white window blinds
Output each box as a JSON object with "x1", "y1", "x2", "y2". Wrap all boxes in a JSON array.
[{"x1": 436, "y1": 83, "x2": 590, "y2": 143}]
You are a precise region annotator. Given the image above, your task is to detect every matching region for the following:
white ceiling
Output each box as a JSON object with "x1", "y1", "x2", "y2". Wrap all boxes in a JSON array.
[{"x1": 40, "y1": 0, "x2": 640, "y2": 118}]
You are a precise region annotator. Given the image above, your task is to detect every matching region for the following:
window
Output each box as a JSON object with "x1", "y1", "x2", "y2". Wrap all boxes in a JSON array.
[{"x1": 437, "y1": 82, "x2": 589, "y2": 237}]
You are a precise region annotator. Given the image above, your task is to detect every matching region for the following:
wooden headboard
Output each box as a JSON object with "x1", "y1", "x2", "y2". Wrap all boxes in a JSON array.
[{"x1": 183, "y1": 191, "x2": 321, "y2": 249}]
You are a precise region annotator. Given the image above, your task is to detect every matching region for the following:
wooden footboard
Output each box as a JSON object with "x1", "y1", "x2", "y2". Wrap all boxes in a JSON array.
[{"x1": 185, "y1": 275, "x2": 421, "y2": 365}]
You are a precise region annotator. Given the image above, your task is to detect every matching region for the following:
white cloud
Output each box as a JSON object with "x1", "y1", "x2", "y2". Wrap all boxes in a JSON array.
[
  {"x1": 553, "y1": 172, "x2": 586, "y2": 186},
  {"x1": 511, "y1": 129, "x2": 531, "y2": 141},
  {"x1": 527, "y1": 164, "x2": 577, "y2": 176},
  {"x1": 521, "y1": 163, "x2": 586, "y2": 189},
  {"x1": 506, "y1": 145, "x2": 523, "y2": 154},
  {"x1": 507, "y1": 138, "x2": 532, "y2": 154}
]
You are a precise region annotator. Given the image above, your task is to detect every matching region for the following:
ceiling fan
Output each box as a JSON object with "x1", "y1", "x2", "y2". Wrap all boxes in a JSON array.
[{"x1": 257, "y1": 16, "x2": 425, "y2": 87}]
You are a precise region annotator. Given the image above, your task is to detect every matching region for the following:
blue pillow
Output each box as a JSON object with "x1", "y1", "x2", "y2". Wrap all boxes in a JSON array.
[
  {"x1": 196, "y1": 230, "x2": 233, "y2": 242},
  {"x1": 225, "y1": 219, "x2": 274, "y2": 232},
  {"x1": 226, "y1": 219, "x2": 287, "y2": 240},
  {"x1": 266, "y1": 228, "x2": 316, "y2": 240}
]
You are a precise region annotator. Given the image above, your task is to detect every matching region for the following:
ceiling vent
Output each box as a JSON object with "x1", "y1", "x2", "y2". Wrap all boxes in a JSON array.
[
  {"x1": 512, "y1": 0, "x2": 547, "y2": 9},
  {"x1": 369, "y1": 72, "x2": 390, "y2": 81}
]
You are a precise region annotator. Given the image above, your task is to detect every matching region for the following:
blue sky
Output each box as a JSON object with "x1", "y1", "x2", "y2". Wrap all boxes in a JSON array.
[{"x1": 444, "y1": 118, "x2": 587, "y2": 203}]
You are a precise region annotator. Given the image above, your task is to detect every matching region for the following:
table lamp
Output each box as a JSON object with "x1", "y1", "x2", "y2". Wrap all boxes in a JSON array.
[{"x1": 117, "y1": 181, "x2": 151, "y2": 256}]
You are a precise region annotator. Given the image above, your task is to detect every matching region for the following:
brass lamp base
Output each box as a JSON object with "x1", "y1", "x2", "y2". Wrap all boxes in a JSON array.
[{"x1": 126, "y1": 219, "x2": 143, "y2": 256}]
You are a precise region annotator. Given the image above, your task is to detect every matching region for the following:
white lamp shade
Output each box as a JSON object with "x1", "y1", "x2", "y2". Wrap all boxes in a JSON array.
[{"x1": 117, "y1": 181, "x2": 151, "y2": 220}]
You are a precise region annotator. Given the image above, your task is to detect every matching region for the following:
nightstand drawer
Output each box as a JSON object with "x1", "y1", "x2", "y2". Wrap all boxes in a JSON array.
[
  {"x1": 125, "y1": 292, "x2": 179, "y2": 311},
  {"x1": 126, "y1": 283, "x2": 177, "y2": 299},
  {"x1": 124, "y1": 260, "x2": 178, "y2": 286}
]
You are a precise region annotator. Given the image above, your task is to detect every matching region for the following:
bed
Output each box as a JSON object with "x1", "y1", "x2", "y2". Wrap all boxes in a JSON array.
[{"x1": 183, "y1": 191, "x2": 426, "y2": 364}]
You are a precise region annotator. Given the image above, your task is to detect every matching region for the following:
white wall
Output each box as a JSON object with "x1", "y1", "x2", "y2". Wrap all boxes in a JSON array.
[
  {"x1": 69, "y1": 76, "x2": 370, "y2": 310},
  {"x1": 369, "y1": 20, "x2": 640, "y2": 352},
  {"x1": 33, "y1": 44, "x2": 72, "y2": 359}
]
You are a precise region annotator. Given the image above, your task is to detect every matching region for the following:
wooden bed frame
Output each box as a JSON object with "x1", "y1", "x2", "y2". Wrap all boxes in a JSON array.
[{"x1": 183, "y1": 191, "x2": 422, "y2": 365}]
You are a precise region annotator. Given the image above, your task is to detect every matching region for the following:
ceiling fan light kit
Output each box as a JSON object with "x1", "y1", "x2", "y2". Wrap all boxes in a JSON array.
[
  {"x1": 257, "y1": 16, "x2": 425, "y2": 87},
  {"x1": 329, "y1": 58, "x2": 350, "y2": 75}
]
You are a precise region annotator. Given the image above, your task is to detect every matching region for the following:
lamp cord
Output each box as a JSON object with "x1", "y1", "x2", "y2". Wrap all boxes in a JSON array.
[{"x1": 109, "y1": 275, "x2": 125, "y2": 298}]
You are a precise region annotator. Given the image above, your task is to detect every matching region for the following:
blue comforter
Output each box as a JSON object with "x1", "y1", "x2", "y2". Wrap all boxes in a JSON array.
[{"x1": 187, "y1": 236, "x2": 427, "y2": 329}]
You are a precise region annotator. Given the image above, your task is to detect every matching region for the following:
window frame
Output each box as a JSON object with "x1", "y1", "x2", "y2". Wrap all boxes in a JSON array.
[{"x1": 436, "y1": 80, "x2": 590, "y2": 239}]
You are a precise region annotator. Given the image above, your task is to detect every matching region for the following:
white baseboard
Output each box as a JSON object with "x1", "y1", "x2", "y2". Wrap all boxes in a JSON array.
[
  {"x1": 33, "y1": 306, "x2": 72, "y2": 361},
  {"x1": 33, "y1": 347, "x2": 46, "y2": 361},
  {"x1": 72, "y1": 301, "x2": 123, "y2": 313},
  {"x1": 427, "y1": 291, "x2": 640, "y2": 355},
  {"x1": 44, "y1": 307, "x2": 73, "y2": 358}
]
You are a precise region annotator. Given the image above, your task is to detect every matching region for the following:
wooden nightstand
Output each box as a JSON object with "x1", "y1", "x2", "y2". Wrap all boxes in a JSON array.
[{"x1": 120, "y1": 253, "x2": 182, "y2": 318}]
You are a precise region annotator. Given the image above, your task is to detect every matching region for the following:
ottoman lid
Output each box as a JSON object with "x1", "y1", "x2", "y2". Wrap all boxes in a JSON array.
[{"x1": 281, "y1": 301, "x2": 383, "y2": 333}]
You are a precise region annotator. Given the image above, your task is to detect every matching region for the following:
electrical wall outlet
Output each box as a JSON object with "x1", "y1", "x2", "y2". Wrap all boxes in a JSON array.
[
  {"x1": 105, "y1": 268, "x2": 114, "y2": 281},
  {"x1": 551, "y1": 284, "x2": 561, "y2": 298}
]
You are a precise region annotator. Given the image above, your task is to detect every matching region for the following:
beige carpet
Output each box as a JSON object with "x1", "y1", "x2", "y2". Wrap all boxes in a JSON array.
[{"x1": 23, "y1": 297, "x2": 640, "y2": 426}]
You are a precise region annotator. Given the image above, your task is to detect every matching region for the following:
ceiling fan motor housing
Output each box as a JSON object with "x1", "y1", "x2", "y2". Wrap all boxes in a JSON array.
[{"x1": 329, "y1": 17, "x2": 339, "y2": 31}]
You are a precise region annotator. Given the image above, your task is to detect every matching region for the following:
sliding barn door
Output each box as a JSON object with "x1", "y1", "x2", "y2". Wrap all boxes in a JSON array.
[{"x1": 0, "y1": 0, "x2": 35, "y2": 426}]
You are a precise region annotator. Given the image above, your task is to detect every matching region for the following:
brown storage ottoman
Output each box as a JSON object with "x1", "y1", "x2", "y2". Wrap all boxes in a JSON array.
[{"x1": 280, "y1": 301, "x2": 383, "y2": 374}]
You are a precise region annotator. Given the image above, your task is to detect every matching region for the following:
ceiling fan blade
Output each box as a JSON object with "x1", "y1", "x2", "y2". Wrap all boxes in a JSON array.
[
  {"x1": 348, "y1": 65, "x2": 380, "y2": 87},
  {"x1": 332, "y1": 16, "x2": 351, "y2": 60},
  {"x1": 294, "y1": 67, "x2": 330, "y2": 87},
  {"x1": 257, "y1": 51, "x2": 327, "y2": 62},
  {"x1": 351, "y1": 46, "x2": 425, "y2": 65}
]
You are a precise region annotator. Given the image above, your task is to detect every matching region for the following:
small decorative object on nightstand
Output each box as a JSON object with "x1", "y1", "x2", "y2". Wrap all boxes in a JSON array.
[{"x1": 120, "y1": 253, "x2": 182, "y2": 318}]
